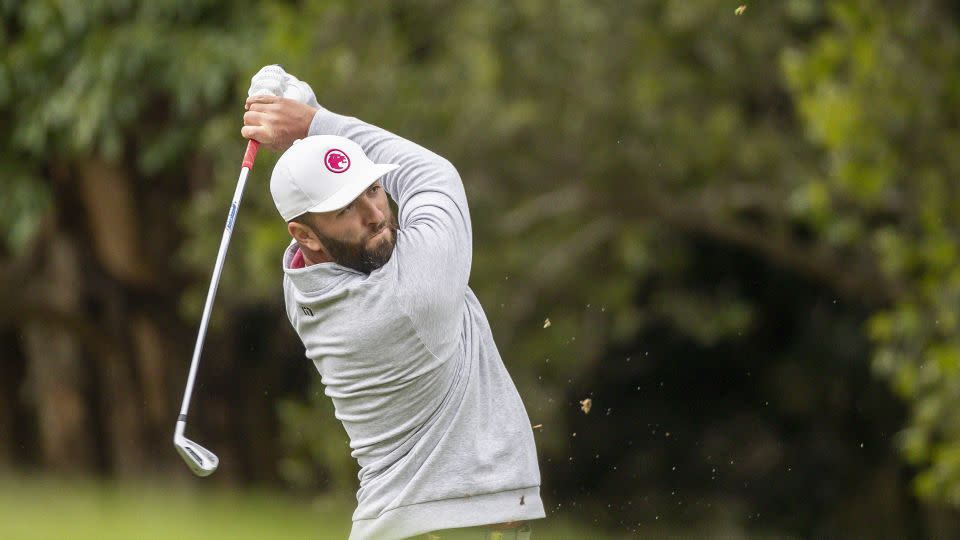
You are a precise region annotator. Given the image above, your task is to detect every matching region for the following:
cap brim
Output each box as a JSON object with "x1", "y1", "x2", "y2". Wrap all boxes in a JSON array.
[{"x1": 304, "y1": 163, "x2": 400, "y2": 214}]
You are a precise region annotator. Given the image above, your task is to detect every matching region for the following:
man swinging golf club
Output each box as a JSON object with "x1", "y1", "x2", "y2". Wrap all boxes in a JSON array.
[{"x1": 242, "y1": 67, "x2": 545, "y2": 540}]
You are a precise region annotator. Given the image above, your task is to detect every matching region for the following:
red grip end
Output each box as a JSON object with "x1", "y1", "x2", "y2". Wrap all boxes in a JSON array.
[{"x1": 242, "y1": 140, "x2": 260, "y2": 170}]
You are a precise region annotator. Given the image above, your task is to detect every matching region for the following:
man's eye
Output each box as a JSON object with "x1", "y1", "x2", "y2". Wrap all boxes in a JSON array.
[{"x1": 369, "y1": 185, "x2": 380, "y2": 194}]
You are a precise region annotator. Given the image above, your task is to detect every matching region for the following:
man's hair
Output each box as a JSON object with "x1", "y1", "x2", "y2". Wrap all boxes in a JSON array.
[{"x1": 289, "y1": 213, "x2": 314, "y2": 228}]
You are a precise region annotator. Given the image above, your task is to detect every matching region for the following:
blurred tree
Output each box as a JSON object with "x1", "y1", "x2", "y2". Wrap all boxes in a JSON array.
[
  {"x1": 784, "y1": 0, "x2": 960, "y2": 504},
  {"x1": 0, "y1": 0, "x2": 257, "y2": 474}
]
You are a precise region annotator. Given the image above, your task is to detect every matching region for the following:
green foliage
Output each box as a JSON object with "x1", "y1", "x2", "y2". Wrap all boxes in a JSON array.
[
  {"x1": 0, "y1": 164, "x2": 49, "y2": 254},
  {"x1": 784, "y1": 0, "x2": 960, "y2": 503},
  {"x1": 276, "y1": 386, "x2": 358, "y2": 493},
  {"x1": 3, "y1": 0, "x2": 254, "y2": 159},
  {"x1": 0, "y1": 1, "x2": 256, "y2": 258}
]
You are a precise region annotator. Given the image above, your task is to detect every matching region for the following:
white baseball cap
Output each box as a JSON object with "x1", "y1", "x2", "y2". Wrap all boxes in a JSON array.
[{"x1": 270, "y1": 135, "x2": 399, "y2": 221}]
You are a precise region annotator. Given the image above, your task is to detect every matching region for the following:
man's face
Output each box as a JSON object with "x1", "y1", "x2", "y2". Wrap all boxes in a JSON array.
[{"x1": 293, "y1": 182, "x2": 398, "y2": 273}]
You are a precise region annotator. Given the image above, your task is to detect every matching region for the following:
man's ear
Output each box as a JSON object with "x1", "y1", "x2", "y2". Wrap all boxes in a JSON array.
[{"x1": 288, "y1": 221, "x2": 325, "y2": 254}]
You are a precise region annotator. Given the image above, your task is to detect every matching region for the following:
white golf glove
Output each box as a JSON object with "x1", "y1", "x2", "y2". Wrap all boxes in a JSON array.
[{"x1": 248, "y1": 65, "x2": 319, "y2": 107}]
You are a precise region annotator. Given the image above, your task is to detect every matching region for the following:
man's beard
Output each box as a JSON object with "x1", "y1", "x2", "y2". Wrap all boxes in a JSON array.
[{"x1": 312, "y1": 215, "x2": 399, "y2": 274}]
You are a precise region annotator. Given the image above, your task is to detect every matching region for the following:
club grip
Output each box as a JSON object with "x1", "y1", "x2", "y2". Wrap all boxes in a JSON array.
[{"x1": 242, "y1": 139, "x2": 260, "y2": 170}]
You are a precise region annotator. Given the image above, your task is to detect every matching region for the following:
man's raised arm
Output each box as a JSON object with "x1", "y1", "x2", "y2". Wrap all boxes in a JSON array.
[{"x1": 243, "y1": 80, "x2": 473, "y2": 351}]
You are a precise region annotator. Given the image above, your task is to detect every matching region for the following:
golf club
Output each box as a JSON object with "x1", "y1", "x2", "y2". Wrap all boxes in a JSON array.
[{"x1": 174, "y1": 66, "x2": 288, "y2": 476}]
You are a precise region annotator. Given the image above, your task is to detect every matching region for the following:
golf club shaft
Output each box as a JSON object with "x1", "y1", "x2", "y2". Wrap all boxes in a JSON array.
[{"x1": 178, "y1": 140, "x2": 260, "y2": 421}]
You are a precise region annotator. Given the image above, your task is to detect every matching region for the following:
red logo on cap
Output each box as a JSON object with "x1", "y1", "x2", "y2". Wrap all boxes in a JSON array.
[{"x1": 324, "y1": 149, "x2": 350, "y2": 173}]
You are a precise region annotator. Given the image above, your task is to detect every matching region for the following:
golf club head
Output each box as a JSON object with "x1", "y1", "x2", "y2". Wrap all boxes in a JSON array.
[{"x1": 174, "y1": 421, "x2": 219, "y2": 477}]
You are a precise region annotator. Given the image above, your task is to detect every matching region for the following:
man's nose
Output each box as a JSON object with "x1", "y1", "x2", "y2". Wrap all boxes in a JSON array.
[{"x1": 359, "y1": 197, "x2": 384, "y2": 225}]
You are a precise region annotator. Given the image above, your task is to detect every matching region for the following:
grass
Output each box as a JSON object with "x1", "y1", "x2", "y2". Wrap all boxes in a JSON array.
[
  {"x1": 0, "y1": 476, "x2": 353, "y2": 540},
  {"x1": 0, "y1": 475, "x2": 622, "y2": 540}
]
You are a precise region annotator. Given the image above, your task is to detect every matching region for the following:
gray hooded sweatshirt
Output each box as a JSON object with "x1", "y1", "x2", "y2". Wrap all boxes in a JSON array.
[{"x1": 280, "y1": 108, "x2": 545, "y2": 540}]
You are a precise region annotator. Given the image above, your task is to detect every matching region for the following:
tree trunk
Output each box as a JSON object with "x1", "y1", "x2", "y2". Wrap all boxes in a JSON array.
[
  {"x1": 76, "y1": 159, "x2": 156, "y2": 476},
  {"x1": 19, "y1": 235, "x2": 96, "y2": 472},
  {"x1": 0, "y1": 328, "x2": 24, "y2": 463}
]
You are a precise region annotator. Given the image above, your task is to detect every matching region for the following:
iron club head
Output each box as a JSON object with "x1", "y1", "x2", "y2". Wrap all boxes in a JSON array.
[{"x1": 174, "y1": 420, "x2": 219, "y2": 477}]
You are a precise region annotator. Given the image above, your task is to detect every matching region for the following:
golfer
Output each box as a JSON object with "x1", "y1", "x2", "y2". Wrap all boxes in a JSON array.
[{"x1": 242, "y1": 70, "x2": 545, "y2": 540}]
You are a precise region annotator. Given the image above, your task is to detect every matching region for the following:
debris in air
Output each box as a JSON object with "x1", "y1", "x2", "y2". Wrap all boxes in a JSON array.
[
  {"x1": 580, "y1": 398, "x2": 593, "y2": 414},
  {"x1": 543, "y1": 318, "x2": 552, "y2": 328},
  {"x1": 532, "y1": 424, "x2": 543, "y2": 430},
  {"x1": 735, "y1": 5, "x2": 747, "y2": 15}
]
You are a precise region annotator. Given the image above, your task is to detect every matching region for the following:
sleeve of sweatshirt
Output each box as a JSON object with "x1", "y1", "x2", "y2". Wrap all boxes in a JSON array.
[{"x1": 307, "y1": 107, "x2": 472, "y2": 354}]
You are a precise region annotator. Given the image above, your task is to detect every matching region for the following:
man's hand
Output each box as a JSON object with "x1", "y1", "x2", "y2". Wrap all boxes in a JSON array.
[{"x1": 242, "y1": 95, "x2": 318, "y2": 152}]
